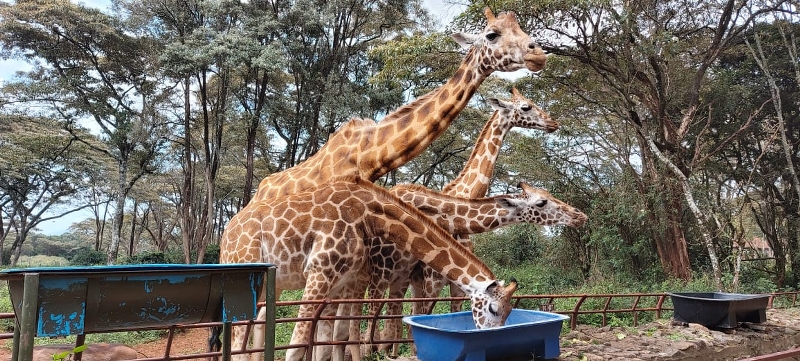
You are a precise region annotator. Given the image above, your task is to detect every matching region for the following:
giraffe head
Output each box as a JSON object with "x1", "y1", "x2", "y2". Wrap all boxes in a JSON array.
[
  {"x1": 470, "y1": 278, "x2": 519, "y2": 329},
  {"x1": 508, "y1": 182, "x2": 588, "y2": 227},
  {"x1": 452, "y1": 8, "x2": 546, "y2": 74},
  {"x1": 488, "y1": 87, "x2": 559, "y2": 133}
]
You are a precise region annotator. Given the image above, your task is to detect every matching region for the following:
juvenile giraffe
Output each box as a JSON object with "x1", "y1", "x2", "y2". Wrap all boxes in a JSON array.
[
  {"x1": 248, "y1": 8, "x2": 545, "y2": 201},
  {"x1": 219, "y1": 176, "x2": 519, "y2": 361},
  {"x1": 344, "y1": 181, "x2": 586, "y2": 359}
]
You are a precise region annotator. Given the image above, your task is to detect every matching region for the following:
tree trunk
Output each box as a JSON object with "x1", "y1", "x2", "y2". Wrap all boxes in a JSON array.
[
  {"x1": 180, "y1": 75, "x2": 194, "y2": 264},
  {"x1": 242, "y1": 116, "x2": 257, "y2": 207},
  {"x1": 127, "y1": 200, "x2": 138, "y2": 257},
  {"x1": 108, "y1": 160, "x2": 128, "y2": 265},
  {"x1": 652, "y1": 200, "x2": 693, "y2": 281}
]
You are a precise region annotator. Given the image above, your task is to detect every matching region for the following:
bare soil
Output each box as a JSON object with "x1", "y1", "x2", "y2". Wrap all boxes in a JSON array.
[{"x1": 2, "y1": 308, "x2": 800, "y2": 360}]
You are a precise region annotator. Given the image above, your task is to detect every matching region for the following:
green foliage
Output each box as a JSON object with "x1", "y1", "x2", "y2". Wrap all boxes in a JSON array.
[
  {"x1": 69, "y1": 248, "x2": 107, "y2": 266},
  {"x1": 122, "y1": 251, "x2": 183, "y2": 265},
  {"x1": 202, "y1": 244, "x2": 220, "y2": 264},
  {"x1": 473, "y1": 224, "x2": 543, "y2": 268},
  {"x1": 52, "y1": 345, "x2": 87, "y2": 361}
]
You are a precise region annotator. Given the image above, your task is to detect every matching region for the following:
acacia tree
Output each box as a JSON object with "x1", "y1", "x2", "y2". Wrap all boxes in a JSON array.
[
  {"x1": 0, "y1": 116, "x2": 98, "y2": 266},
  {"x1": 0, "y1": 0, "x2": 171, "y2": 264},
  {"x1": 505, "y1": 0, "x2": 790, "y2": 286}
]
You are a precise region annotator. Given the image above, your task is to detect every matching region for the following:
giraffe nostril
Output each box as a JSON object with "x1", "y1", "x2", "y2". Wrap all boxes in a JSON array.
[{"x1": 528, "y1": 42, "x2": 539, "y2": 49}]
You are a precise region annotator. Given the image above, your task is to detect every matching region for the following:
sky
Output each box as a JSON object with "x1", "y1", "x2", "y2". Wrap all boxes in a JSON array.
[{"x1": 7, "y1": 0, "x2": 464, "y2": 236}]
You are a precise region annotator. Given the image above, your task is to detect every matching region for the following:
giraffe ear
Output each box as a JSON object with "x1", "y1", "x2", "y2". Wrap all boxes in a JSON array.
[
  {"x1": 451, "y1": 32, "x2": 479, "y2": 49},
  {"x1": 484, "y1": 280, "x2": 499, "y2": 292},
  {"x1": 496, "y1": 196, "x2": 523, "y2": 210},
  {"x1": 487, "y1": 98, "x2": 502, "y2": 110}
]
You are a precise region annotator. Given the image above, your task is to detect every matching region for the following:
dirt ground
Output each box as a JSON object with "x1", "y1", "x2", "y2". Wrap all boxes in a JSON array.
[{"x1": 3, "y1": 308, "x2": 800, "y2": 360}]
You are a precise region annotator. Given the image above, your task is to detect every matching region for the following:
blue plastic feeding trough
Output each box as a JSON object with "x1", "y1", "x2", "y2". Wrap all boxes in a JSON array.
[
  {"x1": 403, "y1": 309, "x2": 569, "y2": 361},
  {"x1": 668, "y1": 292, "x2": 770, "y2": 329}
]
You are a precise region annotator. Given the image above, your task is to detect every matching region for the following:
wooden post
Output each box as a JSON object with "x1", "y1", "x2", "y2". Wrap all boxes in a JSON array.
[{"x1": 16, "y1": 273, "x2": 39, "y2": 361}]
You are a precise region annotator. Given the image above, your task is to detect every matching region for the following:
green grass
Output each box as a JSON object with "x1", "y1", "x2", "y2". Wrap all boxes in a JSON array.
[{"x1": 15, "y1": 255, "x2": 70, "y2": 267}]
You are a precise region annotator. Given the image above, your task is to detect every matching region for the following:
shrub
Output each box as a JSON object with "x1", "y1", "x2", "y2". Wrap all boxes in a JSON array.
[{"x1": 70, "y1": 249, "x2": 107, "y2": 266}]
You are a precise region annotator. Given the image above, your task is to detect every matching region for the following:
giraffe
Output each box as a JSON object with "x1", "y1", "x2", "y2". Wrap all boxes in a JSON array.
[
  {"x1": 360, "y1": 87, "x2": 563, "y2": 357},
  {"x1": 222, "y1": 9, "x2": 547, "y2": 359},
  {"x1": 414, "y1": 88, "x2": 556, "y2": 318},
  {"x1": 218, "y1": 176, "x2": 519, "y2": 361},
  {"x1": 342, "y1": 181, "x2": 586, "y2": 359},
  {"x1": 248, "y1": 7, "x2": 545, "y2": 202}
]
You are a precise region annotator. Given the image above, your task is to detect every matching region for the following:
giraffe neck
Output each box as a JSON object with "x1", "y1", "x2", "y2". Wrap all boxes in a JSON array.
[
  {"x1": 390, "y1": 184, "x2": 519, "y2": 235},
  {"x1": 357, "y1": 178, "x2": 495, "y2": 295},
  {"x1": 361, "y1": 49, "x2": 487, "y2": 180},
  {"x1": 251, "y1": 49, "x2": 488, "y2": 200},
  {"x1": 441, "y1": 110, "x2": 507, "y2": 198}
]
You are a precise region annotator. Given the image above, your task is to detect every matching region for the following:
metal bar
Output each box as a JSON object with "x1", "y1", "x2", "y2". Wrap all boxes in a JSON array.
[
  {"x1": 737, "y1": 347, "x2": 800, "y2": 361},
  {"x1": 73, "y1": 334, "x2": 86, "y2": 361},
  {"x1": 264, "y1": 267, "x2": 277, "y2": 361},
  {"x1": 222, "y1": 322, "x2": 232, "y2": 361}
]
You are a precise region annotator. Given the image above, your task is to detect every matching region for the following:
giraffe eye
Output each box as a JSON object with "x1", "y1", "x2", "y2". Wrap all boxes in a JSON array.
[
  {"x1": 535, "y1": 200, "x2": 548, "y2": 207},
  {"x1": 485, "y1": 32, "x2": 499, "y2": 41},
  {"x1": 521, "y1": 105, "x2": 531, "y2": 112},
  {"x1": 488, "y1": 303, "x2": 499, "y2": 316}
]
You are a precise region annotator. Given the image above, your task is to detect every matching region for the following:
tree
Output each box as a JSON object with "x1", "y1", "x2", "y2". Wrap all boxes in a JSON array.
[
  {"x1": 0, "y1": 115, "x2": 98, "y2": 266},
  {"x1": 507, "y1": 0, "x2": 790, "y2": 286},
  {"x1": 0, "y1": 0, "x2": 171, "y2": 264}
]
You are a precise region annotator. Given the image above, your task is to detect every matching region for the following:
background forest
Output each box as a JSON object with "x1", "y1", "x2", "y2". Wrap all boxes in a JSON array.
[{"x1": 0, "y1": 0, "x2": 798, "y2": 295}]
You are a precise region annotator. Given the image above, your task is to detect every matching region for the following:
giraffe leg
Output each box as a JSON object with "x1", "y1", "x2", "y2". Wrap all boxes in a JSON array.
[
  {"x1": 312, "y1": 306, "x2": 338, "y2": 361},
  {"x1": 231, "y1": 323, "x2": 250, "y2": 361},
  {"x1": 333, "y1": 274, "x2": 368, "y2": 361},
  {"x1": 286, "y1": 275, "x2": 340, "y2": 361},
  {"x1": 377, "y1": 279, "x2": 409, "y2": 357},
  {"x1": 248, "y1": 307, "x2": 267, "y2": 361}
]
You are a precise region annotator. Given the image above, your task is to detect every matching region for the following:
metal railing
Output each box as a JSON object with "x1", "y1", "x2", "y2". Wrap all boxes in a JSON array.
[{"x1": 1, "y1": 291, "x2": 798, "y2": 360}]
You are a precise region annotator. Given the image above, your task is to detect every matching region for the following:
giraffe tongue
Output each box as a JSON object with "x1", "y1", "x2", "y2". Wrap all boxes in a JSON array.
[{"x1": 524, "y1": 49, "x2": 547, "y2": 72}]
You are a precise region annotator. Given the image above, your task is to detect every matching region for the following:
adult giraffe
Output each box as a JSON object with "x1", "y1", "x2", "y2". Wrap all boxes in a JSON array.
[
  {"x1": 248, "y1": 7, "x2": 546, "y2": 201},
  {"x1": 221, "y1": 8, "x2": 547, "y2": 360},
  {"x1": 220, "y1": 176, "x2": 520, "y2": 361}
]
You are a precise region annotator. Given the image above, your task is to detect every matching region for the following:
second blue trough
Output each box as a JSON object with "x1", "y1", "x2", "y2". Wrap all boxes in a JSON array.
[{"x1": 403, "y1": 309, "x2": 569, "y2": 361}]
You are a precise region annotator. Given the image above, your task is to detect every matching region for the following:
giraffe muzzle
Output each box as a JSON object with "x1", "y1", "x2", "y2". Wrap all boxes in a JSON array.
[{"x1": 524, "y1": 47, "x2": 547, "y2": 72}]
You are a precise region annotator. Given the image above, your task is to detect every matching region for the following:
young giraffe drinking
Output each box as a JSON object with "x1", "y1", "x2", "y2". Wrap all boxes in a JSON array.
[{"x1": 338, "y1": 182, "x2": 586, "y2": 360}]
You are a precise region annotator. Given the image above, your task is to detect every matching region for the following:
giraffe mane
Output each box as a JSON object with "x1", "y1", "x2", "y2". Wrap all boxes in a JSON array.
[
  {"x1": 393, "y1": 182, "x2": 516, "y2": 203},
  {"x1": 328, "y1": 117, "x2": 378, "y2": 140}
]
